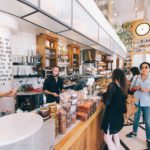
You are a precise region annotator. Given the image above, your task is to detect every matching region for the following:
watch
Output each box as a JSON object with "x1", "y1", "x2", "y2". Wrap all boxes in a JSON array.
[{"x1": 135, "y1": 23, "x2": 150, "y2": 36}]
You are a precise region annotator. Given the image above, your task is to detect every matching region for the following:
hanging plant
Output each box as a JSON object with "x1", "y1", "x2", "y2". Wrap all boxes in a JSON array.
[{"x1": 113, "y1": 24, "x2": 133, "y2": 49}]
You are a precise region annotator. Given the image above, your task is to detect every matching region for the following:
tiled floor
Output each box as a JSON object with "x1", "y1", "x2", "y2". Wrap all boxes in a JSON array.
[
  {"x1": 120, "y1": 125, "x2": 147, "y2": 150},
  {"x1": 103, "y1": 116, "x2": 148, "y2": 150},
  {"x1": 120, "y1": 116, "x2": 148, "y2": 150}
]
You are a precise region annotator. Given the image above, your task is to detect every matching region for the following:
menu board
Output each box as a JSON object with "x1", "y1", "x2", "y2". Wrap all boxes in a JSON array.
[
  {"x1": 0, "y1": 36, "x2": 13, "y2": 88},
  {"x1": 0, "y1": 27, "x2": 14, "y2": 113}
]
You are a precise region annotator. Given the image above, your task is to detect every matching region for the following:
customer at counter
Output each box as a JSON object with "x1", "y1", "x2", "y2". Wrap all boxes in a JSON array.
[
  {"x1": 101, "y1": 69, "x2": 128, "y2": 150},
  {"x1": 0, "y1": 90, "x2": 16, "y2": 98},
  {"x1": 43, "y1": 66, "x2": 64, "y2": 103},
  {"x1": 126, "y1": 62, "x2": 150, "y2": 149},
  {"x1": 128, "y1": 67, "x2": 140, "y2": 95}
]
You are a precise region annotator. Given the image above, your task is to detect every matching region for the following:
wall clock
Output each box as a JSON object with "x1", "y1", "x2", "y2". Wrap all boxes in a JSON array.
[{"x1": 135, "y1": 23, "x2": 150, "y2": 36}]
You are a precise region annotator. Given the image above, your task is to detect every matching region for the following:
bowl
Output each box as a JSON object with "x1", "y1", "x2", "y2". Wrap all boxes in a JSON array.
[{"x1": 39, "y1": 107, "x2": 49, "y2": 118}]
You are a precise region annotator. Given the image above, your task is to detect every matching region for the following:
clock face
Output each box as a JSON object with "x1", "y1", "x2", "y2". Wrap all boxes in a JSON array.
[{"x1": 136, "y1": 23, "x2": 150, "y2": 36}]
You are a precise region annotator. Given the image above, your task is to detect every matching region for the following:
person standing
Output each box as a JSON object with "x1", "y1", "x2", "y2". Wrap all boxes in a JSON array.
[
  {"x1": 43, "y1": 66, "x2": 64, "y2": 103},
  {"x1": 128, "y1": 67, "x2": 140, "y2": 95},
  {"x1": 101, "y1": 69, "x2": 128, "y2": 150},
  {"x1": 126, "y1": 62, "x2": 150, "y2": 149},
  {"x1": 130, "y1": 67, "x2": 140, "y2": 82}
]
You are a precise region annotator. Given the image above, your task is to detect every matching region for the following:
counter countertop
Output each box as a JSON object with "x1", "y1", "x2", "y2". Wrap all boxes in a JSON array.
[
  {"x1": 0, "y1": 113, "x2": 43, "y2": 146},
  {"x1": 17, "y1": 91, "x2": 43, "y2": 96},
  {"x1": 63, "y1": 82, "x2": 76, "y2": 88},
  {"x1": 55, "y1": 102, "x2": 104, "y2": 150}
]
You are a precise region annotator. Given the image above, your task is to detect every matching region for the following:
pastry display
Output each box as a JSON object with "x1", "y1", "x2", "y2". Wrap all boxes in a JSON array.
[
  {"x1": 59, "y1": 109, "x2": 67, "y2": 134},
  {"x1": 76, "y1": 111, "x2": 88, "y2": 121}
]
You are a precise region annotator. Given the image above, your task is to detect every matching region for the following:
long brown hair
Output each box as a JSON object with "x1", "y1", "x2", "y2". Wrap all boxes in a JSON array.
[{"x1": 112, "y1": 69, "x2": 128, "y2": 96}]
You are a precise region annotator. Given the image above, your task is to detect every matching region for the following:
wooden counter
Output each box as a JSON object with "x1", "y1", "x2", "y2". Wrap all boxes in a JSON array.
[{"x1": 55, "y1": 103, "x2": 105, "y2": 150}]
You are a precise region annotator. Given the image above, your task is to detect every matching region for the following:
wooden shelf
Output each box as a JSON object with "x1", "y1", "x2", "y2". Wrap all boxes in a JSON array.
[
  {"x1": 14, "y1": 75, "x2": 40, "y2": 78},
  {"x1": 13, "y1": 63, "x2": 36, "y2": 66},
  {"x1": 67, "y1": 44, "x2": 80, "y2": 68},
  {"x1": 126, "y1": 37, "x2": 150, "y2": 68},
  {"x1": 36, "y1": 34, "x2": 58, "y2": 69},
  {"x1": 129, "y1": 51, "x2": 150, "y2": 54},
  {"x1": 45, "y1": 46, "x2": 56, "y2": 50}
]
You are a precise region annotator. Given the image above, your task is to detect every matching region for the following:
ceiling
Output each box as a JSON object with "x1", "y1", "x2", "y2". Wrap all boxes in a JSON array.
[
  {"x1": 94, "y1": 0, "x2": 150, "y2": 24},
  {"x1": 112, "y1": 0, "x2": 144, "y2": 24},
  {"x1": 0, "y1": 11, "x2": 89, "y2": 50}
]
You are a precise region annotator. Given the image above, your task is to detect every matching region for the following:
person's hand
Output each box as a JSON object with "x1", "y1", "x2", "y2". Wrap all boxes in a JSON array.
[
  {"x1": 7, "y1": 90, "x2": 16, "y2": 97},
  {"x1": 53, "y1": 93, "x2": 59, "y2": 97},
  {"x1": 140, "y1": 88, "x2": 150, "y2": 92},
  {"x1": 134, "y1": 85, "x2": 141, "y2": 91}
]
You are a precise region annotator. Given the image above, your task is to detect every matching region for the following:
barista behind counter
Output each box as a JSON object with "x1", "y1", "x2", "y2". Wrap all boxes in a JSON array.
[{"x1": 43, "y1": 66, "x2": 64, "y2": 104}]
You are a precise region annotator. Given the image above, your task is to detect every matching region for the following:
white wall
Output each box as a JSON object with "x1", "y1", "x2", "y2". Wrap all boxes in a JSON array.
[
  {"x1": 12, "y1": 32, "x2": 36, "y2": 56},
  {"x1": 112, "y1": 54, "x2": 117, "y2": 70},
  {"x1": 132, "y1": 54, "x2": 146, "y2": 68},
  {"x1": 11, "y1": 32, "x2": 41, "y2": 90},
  {"x1": 146, "y1": 54, "x2": 150, "y2": 62},
  {"x1": 0, "y1": 12, "x2": 18, "y2": 113}
]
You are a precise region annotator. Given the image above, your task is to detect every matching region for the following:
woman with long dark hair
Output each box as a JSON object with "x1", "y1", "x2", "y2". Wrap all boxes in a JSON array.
[
  {"x1": 126, "y1": 62, "x2": 150, "y2": 149},
  {"x1": 101, "y1": 69, "x2": 128, "y2": 150}
]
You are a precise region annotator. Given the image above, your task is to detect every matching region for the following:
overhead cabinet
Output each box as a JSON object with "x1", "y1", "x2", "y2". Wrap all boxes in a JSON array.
[
  {"x1": 73, "y1": 0, "x2": 99, "y2": 43},
  {"x1": 40, "y1": 0, "x2": 72, "y2": 27},
  {"x1": 99, "y1": 27, "x2": 111, "y2": 50}
]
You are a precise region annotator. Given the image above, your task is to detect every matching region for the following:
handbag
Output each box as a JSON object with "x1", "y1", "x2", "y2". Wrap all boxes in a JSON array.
[
  {"x1": 128, "y1": 75, "x2": 138, "y2": 95},
  {"x1": 124, "y1": 94, "x2": 138, "y2": 123}
]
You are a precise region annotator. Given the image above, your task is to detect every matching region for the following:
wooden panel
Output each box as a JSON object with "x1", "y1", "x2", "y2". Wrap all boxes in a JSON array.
[
  {"x1": 36, "y1": 35, "x2": 46, "y2": 68},
  {"x1": 55, "y1": 103, "x2": 105, "y2": 150}
]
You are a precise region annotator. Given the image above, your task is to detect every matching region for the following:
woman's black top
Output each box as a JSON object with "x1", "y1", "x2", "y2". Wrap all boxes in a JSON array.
[{"x1": 101, "y1": 82, "x2": 127, "y2": 134}]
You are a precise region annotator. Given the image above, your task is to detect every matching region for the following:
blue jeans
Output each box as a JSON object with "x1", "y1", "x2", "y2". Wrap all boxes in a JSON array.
[{"x1": 133, "y1": 103, "x2": 150, "y2": 140}]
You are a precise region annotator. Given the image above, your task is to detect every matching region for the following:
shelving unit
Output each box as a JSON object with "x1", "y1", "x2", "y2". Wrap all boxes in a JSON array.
[
  {"x1": 14, "y1": 75, "x2": 40, "y2": 78},
  {"x1": 132, "y1": 38, "x2": 150, "y2": 52},
  {"x1": 128, "y1": 38, "x2": 150, "y2": 67},
  {"x1": 13, "y1": 63, "x2": 36, "y2": 66},
  {"x1": 13, "y1": 61, "x2": 39, "y2": 78},
  {"x1": 67, "y1": 44, "x2": 80, "y2": 68},
  {"x1": 57, "y1": 45, "x2": 69, "y2": 68},
  {"x1": 36, "y1": 34, "x2": 58, "y2": 70}
]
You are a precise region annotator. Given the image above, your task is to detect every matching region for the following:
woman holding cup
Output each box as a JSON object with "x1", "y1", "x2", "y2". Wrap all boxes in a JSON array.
[{"x1": 126, "y1": 62, "x2": 150, "y2": 149}]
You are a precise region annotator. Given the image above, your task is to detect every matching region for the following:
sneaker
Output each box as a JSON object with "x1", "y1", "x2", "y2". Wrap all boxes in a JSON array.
[
  {"x1": 147, "y1": 141, "x2": 150, "y2": 149},
  {"x1": 126, "y1": 132, "x2": 137, "y2": 138}
]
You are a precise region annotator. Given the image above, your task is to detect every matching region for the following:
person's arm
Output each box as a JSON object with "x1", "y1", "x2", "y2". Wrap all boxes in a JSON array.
[
  {"x1": 140, "y1": 88, "x2": 150, "y2": 92},
  {"x1": 60, "y1": 78, "x2": 65, "y2": 93},
  {"x1": 0, "y1": 90, "x2": 16, "y2": 98},
  {"x1": 43, "y1": 90, "x2": 58, "y2": 97}
]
